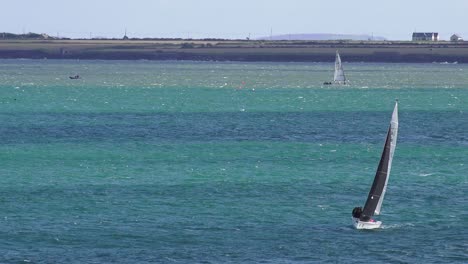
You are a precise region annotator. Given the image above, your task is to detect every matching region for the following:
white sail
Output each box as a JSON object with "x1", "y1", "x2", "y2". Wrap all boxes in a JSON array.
[
  {"x1": 333, "y1": 51, "x2": 347, "y2": 83},
  {"x1": 374, "y1": 101, "x2": 399, "y2": 215}
]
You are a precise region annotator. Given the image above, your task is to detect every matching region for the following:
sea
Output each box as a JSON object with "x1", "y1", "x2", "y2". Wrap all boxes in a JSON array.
[{"x1": 0, "y1": 59, "x2": 466, "y2": 263}]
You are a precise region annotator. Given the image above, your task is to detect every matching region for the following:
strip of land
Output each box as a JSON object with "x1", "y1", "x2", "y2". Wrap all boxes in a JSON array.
[{"x1": 0, "y1": 39, "x2": 467, "y2": 62}]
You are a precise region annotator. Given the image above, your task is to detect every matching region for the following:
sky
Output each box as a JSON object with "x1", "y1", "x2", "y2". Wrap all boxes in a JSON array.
[{"x1": 2, "y1": 0, "x2": 468, "y2": 40}]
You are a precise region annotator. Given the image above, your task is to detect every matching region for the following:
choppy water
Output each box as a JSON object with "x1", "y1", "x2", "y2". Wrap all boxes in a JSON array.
[{"x1": 0, "y1": 60, "x2": 467, "y2": 263}]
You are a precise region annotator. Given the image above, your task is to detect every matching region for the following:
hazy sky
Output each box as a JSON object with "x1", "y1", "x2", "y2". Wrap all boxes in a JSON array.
[{"x1": 2, "y1": 0, "x2": 467, "y2": 40}]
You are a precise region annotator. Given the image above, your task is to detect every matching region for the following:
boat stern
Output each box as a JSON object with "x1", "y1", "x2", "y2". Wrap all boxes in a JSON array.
[{"x1": 352, "y1": 217, "x2": 382, "y2": 230}]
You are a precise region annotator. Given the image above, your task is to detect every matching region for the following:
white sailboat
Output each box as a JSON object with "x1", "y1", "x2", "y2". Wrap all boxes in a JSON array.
[
  {"x1": 352, "y1": 101, "x2": 399, "y2": 229},
  {"x1": 324, "y1": 50, "x2": 348, "y2": 85},
  {"x1": 333, "y1": 50, "x2": 347, "y2": 84}
]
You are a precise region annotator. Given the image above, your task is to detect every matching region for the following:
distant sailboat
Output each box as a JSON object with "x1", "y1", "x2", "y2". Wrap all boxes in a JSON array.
[
  {"x1": 324, "y1": 50, "x2": 348, "y2": 85},
  {"x1": 352, "y1": 101, "x2": 398, "y2": 229}
]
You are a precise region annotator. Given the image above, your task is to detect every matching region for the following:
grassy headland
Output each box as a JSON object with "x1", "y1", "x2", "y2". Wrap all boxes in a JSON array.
[{"x1": 0, "y1": 39, "x2": 467, "y2": 62}]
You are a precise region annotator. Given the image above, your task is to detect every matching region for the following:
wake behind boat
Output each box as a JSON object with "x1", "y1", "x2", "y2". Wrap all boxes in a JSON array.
[
  {"x1": 324, "y1": 50, "x2": 348, "y2": 85},
  {"x1": 352, "y1": 101, "x2": 399, "y2": 229}
]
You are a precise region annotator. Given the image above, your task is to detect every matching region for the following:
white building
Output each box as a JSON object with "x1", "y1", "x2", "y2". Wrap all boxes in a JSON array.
[
  {"x1": 412, "y1": 32, "x2": 439, "y2": 41},
  {"x1": 450, "y1": 34, "x2": 463, "y2": 42}
]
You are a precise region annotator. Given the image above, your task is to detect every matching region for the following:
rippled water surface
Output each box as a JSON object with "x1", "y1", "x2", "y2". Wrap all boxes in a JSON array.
[{"x1": 0, "y1": 60, "x2": 467, "y2": 263}]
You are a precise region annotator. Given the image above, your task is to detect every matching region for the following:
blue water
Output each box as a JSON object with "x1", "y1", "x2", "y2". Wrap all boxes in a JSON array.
[{"x1": 0, "y1": 60, "x2": 467, "y2": 263}]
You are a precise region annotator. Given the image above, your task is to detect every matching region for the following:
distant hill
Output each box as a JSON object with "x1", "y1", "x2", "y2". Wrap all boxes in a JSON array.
[{"x1": 258, "y1": 33, "x2": 386, "y2": 41}]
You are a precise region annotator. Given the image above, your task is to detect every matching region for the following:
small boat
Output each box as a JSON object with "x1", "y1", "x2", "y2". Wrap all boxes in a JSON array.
[
  {"x1": 69, "y1": 75, "x2": 80, "y2": 79},
  {"x1": 352, "y1": 101, "x2": 399, "y2": 229},
  {"x1": 323, "y1": 50, "x2": 348, "y2": 85}
]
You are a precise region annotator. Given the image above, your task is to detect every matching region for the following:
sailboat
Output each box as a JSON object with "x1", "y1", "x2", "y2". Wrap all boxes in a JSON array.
[
  {"x1": 352, "y1": 101, "x2": 399, "y2": 229},
  {"x1": 324, "y1": 50, "x2": 348, "y2": 85}
]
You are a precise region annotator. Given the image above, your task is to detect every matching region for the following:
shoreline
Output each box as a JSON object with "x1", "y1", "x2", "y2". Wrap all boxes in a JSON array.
[{"x1": 0, "y1": 39, "x2": 467, "y2": 63}]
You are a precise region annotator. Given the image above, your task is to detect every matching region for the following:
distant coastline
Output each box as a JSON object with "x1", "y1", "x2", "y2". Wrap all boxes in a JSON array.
[{"x1": 0, "y1": 39, "x2": 467, "y2": 63}]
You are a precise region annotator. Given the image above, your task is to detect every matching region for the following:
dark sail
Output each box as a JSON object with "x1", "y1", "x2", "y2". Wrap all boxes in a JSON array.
[{"x1": 360, "y1": 126, "x2": 392, "y2": 221}]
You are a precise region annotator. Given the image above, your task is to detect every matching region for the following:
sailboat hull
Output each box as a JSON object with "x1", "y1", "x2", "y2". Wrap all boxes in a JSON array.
[
  {"x1": 323, "y1": 81, "x2": 349, "y2": 85},
  {"x1": 352, "y1": 217, "x2": 382, "y2": 230}
]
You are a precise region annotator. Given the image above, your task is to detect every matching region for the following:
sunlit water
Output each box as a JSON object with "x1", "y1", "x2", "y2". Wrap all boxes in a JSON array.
[{"x1": 0, "y1": 60, "x2": 467, "y2": 263}]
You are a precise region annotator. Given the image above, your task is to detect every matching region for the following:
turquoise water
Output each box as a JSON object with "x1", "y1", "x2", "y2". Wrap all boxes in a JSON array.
[{"x1": 0, "y1": 60, "x2": 467, "y2": 263}]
